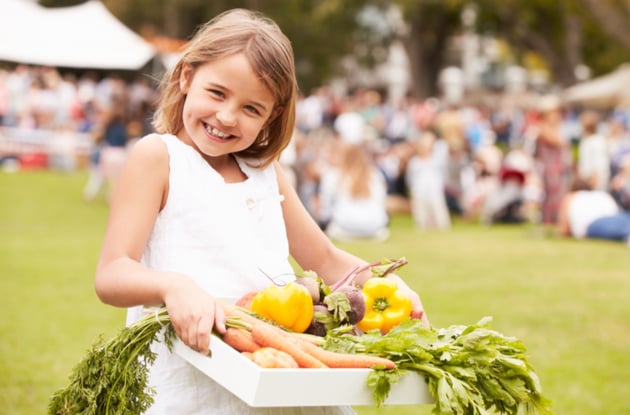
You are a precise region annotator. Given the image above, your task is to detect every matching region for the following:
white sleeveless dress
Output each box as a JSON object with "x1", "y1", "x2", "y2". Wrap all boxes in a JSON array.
[{"x1": 126, "y1": 134, "x2": 356, "y2": 415}]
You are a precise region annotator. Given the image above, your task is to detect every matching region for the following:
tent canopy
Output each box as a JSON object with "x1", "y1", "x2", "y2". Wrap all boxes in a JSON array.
[
  {"x1": 563, "y1": 64, "x2": 630, "y2": 109},
  {"x1": 0, "y1": 0, "x2": 156, "y2": 70}
]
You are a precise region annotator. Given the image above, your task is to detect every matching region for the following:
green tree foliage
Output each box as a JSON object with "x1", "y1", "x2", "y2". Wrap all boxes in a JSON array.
[
  {"x1": 41, "y1": 0, "x2": 630, "y2": 94},
  {"x1": 102, "y1": 0, "x2": 364, "y2": 93}
]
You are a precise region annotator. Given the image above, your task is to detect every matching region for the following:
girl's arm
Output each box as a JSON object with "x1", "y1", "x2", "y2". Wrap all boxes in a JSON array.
[
  {"x1": 94, "y1": 136, "x2": 225, "y2": 353},
  {"x1": 275, "y1": 162, "x2": 429, "y2": 326}
]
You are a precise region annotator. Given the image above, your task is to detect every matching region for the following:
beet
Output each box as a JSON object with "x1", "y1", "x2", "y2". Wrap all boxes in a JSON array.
[
  {"x1": 295, "y1": 276, "x2": 320, "y2": 304},
  {"x1": 335, "y1": 285, "x2": 366, "y2": 324},
  {"x1": 305, "y1": 304, "x2": 330, "y2": 337}
]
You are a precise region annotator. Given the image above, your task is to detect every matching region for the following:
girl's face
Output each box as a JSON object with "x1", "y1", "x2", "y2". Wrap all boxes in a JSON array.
[{"x1": 178, "y1": 53, "x2": 278, "y2": 162}]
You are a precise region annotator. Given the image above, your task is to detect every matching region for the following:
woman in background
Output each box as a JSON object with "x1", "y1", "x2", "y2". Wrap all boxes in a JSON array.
[{"x1": 318, "y1": 142, "x2": 390, "y2": 241}]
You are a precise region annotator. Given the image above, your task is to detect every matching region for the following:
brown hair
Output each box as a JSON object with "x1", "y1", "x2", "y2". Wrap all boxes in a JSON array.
[
  {"x1": 152, "y1": 9, "x2": 297, "y2": 167},
  {"x1": 580, "y1": 110, "x2": 600, "y2": 135},
  {"x1": 337, "y1": 143, "x2": 376, "y2": 198}
]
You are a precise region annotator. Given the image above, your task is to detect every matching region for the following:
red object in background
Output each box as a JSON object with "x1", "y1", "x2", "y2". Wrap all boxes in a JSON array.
[
  {"x1": 18, "y1": 152, "x2": 48, "y2": 170},
  {"x1": 499, "y1": 167, "x2": 526, "y2": 185}
]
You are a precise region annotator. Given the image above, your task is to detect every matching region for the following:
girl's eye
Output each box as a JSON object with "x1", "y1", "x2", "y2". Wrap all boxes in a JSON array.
[
  {"x1": 209, "y1": 89, "x2": 224, "y2": 98},
  {"x1": 244, "y1": 105, "x2": 261, "y2": 115}
]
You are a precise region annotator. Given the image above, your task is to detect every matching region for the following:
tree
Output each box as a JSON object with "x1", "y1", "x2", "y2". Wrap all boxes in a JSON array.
[
  {"x1": 102, "y1": 0, "x2": 365, "y2": 93},
  {"x1": 474, "y1": 0, "x2": 630, "y2": 86},
  {"x1": 391, "y1": 0, "x2": 466, "y2": 98}
]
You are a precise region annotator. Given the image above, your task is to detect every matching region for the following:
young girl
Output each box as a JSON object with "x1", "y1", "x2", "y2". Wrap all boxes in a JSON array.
[{"x1": 93, "y1": 9, "x2": 428, "y2": 415}]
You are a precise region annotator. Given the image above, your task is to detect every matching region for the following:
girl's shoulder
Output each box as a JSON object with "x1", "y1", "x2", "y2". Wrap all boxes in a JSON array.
[{"x1": 126, "y1": 133, "x2": 170, "y2": 168}]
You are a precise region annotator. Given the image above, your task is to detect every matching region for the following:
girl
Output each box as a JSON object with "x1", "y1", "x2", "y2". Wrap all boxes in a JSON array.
[{"x1": 93, "y1": 9, "x2": 428, "y2": 415}]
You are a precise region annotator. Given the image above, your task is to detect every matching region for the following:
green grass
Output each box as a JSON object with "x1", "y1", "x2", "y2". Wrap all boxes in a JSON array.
[{"x1": 1, "y1": 170, "x2": 629, "y2": 415}]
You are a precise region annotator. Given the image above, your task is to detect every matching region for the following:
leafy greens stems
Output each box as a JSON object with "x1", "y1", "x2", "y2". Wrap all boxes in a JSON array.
[
  {"x1": 330, "y1": 257, "x2": 409, "y2": 291},
  {"x1": 48, "y1": 309, "x2": 175, "y2": 415},
  {"x1": 324, "y1": 317, "x2": 554, "y2": 415}
]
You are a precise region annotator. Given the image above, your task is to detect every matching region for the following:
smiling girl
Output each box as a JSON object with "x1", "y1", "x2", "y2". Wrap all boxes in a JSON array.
[{"x1": 93, "y1": 9, "x2": 427, "y2": 414}]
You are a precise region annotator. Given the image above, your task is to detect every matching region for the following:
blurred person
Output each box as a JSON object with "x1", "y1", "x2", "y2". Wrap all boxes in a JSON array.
[
  {"x1": 405, "y1": 132, "x2": 450, "y2": 230},
  {"x1": 296, "y1": 89, "x2": 324, "y2": 133},
  {"x1": 532, "y1": 95, "x2": 571, "y2": 226},
  {"x1": 605, "y1": 112, "x2": 630, "y2": 177},
  {"x1": 82, "y1": 99, "x2": 129, "y2": 202},
  {"x1": 435, "y1": 102, "x2": 470, "y2": 216},
  {"x1": 318, "y1": 142, "x2": 390, "y2": 240},
  {"x1": 23, "y1": 74, "x2": 57, "y2": 129},
  {"x1": 382, "y1": 95, "x2": 416, "y2": 145},
  {"x1": 481, "y1": 149, "x2": 532, "y2": 224},
  {"x1": 4, "y1": 64, "x2": 32, "y2": 127},
  {"x1": 577, "y1": 110, "x2": 609, "y2": 191},
  {"x1": 610, "y1": 154, "x2": 630, "y2": 211},
  {"x1": 0, "y1": 69, "x2": 8, "y2": 124},
  {"x1": 333, "y1": 93, "x2": 367, "y2": 144},
  {"x1": 558, "y1": 176, "x2": 630, "y2": 245},
  {"x1": 460, "y1": 143, "x2": 502, "y2": 221},
  {"x1": 358, "y1": 89, "x2": 386, "y2": 141}
]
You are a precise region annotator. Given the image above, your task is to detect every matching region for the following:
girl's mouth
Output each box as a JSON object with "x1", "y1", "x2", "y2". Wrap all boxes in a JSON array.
[{"x1": 205, "y1": 124, "x2": 232, "y2": 140}]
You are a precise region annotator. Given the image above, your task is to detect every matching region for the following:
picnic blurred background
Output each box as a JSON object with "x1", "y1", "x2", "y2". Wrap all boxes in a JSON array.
[{"x1": 2, "y1": 1, "x2": 630, "y2": 414}]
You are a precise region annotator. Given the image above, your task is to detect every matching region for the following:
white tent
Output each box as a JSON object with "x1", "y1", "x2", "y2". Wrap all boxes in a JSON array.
[
  {"x1": 563, "y1": 64, "x2": 630, "y2": 109},
  {"x1": 0, "y1": 0, "x2": 156, "y2": 70}
]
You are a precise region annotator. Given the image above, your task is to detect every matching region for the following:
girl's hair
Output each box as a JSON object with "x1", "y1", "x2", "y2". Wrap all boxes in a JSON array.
[
  {"x1": 153, "y1": 9, "x2": 297, "y2": 167},
  {"x1": 337, "y1": 143, "x2": 376, "y2": 198}
]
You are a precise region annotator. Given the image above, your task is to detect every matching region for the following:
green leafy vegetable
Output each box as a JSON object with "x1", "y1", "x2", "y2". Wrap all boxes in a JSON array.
[
  {"x1": 48, "y1": 309, "x2": 175, "y2": 415},
  {"x1": 324, "y1": 317, "x2": 554, "y2": 415}
]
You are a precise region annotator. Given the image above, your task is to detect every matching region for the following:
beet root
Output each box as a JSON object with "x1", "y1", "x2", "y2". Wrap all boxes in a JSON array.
[{"x1": 335, "y1": 285, "x2": 366, "y2": 324}]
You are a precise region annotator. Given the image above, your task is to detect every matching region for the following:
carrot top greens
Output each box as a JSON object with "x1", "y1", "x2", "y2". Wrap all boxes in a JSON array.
[{"x1": 48, "y1": 309, "x2": 176, "y2": 415}]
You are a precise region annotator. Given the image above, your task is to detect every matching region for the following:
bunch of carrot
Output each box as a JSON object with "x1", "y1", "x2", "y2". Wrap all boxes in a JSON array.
[{"x1": 219, "y1": 302, "x2": 396, "y2": 370}]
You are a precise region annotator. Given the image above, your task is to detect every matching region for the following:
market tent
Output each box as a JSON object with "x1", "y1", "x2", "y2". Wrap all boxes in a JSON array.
[
  {"x1": 563, "y1": 64, "x2": 630, "y2": 109},
  {"x1": 0, "y1": 0, "x2": 156, "y2": 70}
]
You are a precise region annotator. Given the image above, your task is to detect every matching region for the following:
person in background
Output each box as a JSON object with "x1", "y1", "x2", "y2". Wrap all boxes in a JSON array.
[
  {"x1": 610, "y1": 154, "x2": 630, "y2": 211},
  {"x1": 533, "y1": 95, "x2": 571, "y2": 226},
  {"x1": 93, "y1": 9, "x2": 428, "y2": 415},
  {"x1": 82, "y1": 97, "x2": 129, "y2": 202},
  {"x1": 318, "y1": 142, "x2": 390, "y2": 241},
  {"x1": 405, "y1": 131, "x2": 451, "y2": 230},
  {"x1": 557, "y1": 176, "x2": 630, "y2": 245},
  {"x1": 577, "y1": 110, "x2": 609, "y2": 191}
]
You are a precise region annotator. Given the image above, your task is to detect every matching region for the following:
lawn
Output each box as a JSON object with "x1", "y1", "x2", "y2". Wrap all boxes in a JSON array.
[{"x1": 1, "y1": 170, "x2": 629, "y2": 415}]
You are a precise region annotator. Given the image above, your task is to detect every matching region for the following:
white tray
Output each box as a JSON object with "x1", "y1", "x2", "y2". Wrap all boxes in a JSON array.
[{"x1": 173, "y1": 334, "x2": 433, "y2": 407}]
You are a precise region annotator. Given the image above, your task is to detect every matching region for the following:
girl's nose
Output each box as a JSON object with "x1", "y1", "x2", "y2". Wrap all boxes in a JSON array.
[{"x1": 216, "y1": 107, "x2": 237, "y2": 127}]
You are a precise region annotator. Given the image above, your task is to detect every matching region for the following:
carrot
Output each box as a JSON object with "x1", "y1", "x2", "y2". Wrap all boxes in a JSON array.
[
  {"x1": 222, "y1": 327, "x2": 261, "y2": 353},
  {"x1": 291, "y1": 332, "x2": 325, "y2": 346},
  {"x1": 220, "y1": 302, "x2": 263, "y2": 327},
  {"x1": 296, "y1": 339, "x2": 396, "y2": 369},
  {"x1": 250, "y1": 320, "x2": 328, "y2": 369},
  {"x1": 250, "y1": 347, "x2": 299, "y2": 368}
]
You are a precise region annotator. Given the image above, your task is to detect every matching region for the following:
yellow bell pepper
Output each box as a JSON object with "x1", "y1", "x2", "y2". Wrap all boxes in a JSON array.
[
  {"x1": 356, "y1": 278, "x2": 412, "y2": 334},
  {"x1": 250, "y1": 282, "x2": 314, "y2": 333}
]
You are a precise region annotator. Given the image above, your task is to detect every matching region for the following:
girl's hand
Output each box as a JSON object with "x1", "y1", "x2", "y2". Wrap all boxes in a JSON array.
[
  {"x1": 162, "y1": 274, "x2": 226, "y2": 355},
  {"x1": 385, "y1": 274, "x2": 430, "y2": 328}
]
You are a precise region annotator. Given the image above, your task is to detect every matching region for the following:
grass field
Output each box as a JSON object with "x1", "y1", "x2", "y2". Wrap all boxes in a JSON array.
[{"x1": 1, "y1": 170, "x2": 629, "y2": 415}]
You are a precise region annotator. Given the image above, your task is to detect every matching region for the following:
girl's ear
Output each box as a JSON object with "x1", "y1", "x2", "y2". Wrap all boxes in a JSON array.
[
  {"x1": 264, "y1": 106, "x2": 284, "y2": 128},
  {"x1": 179, "y1": 63, "x2": 193, "y2": 94}
]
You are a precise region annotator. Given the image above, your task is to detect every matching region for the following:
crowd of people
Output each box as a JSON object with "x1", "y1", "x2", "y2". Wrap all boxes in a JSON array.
[
  {"x1": 1, "y1": 63, "x2": 630, "y2": 245},
  {"x1": 0, "y1": 64, "x2": 156, "y2": 200},
  {"x1": 290, "y1": 86, "x2": 630, "y2": 245}
]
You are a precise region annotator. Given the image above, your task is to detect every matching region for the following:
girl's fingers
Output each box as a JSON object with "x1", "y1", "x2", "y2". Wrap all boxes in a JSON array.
[{"x1": 213, "y1": 302, "x2": 227, "y2": 334}]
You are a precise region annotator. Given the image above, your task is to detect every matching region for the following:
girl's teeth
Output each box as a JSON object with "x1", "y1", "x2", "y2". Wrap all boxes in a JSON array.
[{"x1": 210, "y1": 127, "x2": 228, "y2": 138}]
